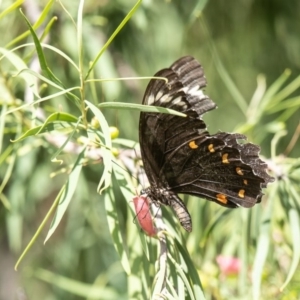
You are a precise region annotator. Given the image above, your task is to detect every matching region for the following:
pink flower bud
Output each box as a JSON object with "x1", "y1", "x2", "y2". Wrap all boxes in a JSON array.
[
  {"x1": 216, "y1": 255, "x2": 241, "y2": 275},
  {"x1": 133, "y1": 196, "x2": 157, "y2": 237}
]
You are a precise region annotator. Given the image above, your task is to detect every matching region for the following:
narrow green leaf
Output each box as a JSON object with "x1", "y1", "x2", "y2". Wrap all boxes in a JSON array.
[
  {"x1": 175, "y1": 240, "x2": 205, "y2": 300},
  {"x1": 6, "y1": 42, "x2": 80, "y2": 72},
  {"x1": 0, "y1": 144, "x2": 16, "y2": 198},
  {"x1": 251, "y1": 184, "x2": 277, "y2": 300},
  {"x1": 200, "y1": 208, "x2": 232, "y2": 247},
  {"x1": 85, "y1": 100, "x2": 113, "y2": 193},
  {"x1": 0, "y1": 193, "x2": 11, "y2": 210},
  {"x1": 280, "y1": 208, "x2": 300, "y2": 291},
  {"x1": 201, "y1": 23, "x2": 248, "y2": 113},
  {"x1": 167, "y1": 252, "x2": 196, "y2": 300},
  {"x1": 0, "y1": 102, "x2": 7, "y2": 153},
  {"x1": 152, "y1": 239, "x2": 168, "y2": 298},
  {"x1": 44, "y1": 147, "x2": 85, "y2": 243},
  {"x1": 15, "y1": 187, "x2": 65, "y2": 270},
  {"x1": 0, "y1": 47, "x2": 39, "y2": 97},
  {"x1": 77, "y1": 0, "x2": 84, "y2": 74},
  {"x1": 50, "y1": 117, "x2": 82, "y2": 163},
  {"x1": 6, "y1": 85, "x2": 80, "y2": 116},
  {"x1": 6, "y1": 0, "x2": 55, "y2": 48},
  {"x1": 215, "y1": 57, "x2": 248, "y2": 114},
  {"x1": 166, "y1": 280, "x2": 180, "y2": 299},
  {"x1": 20, "y1": 9, "x2": 63, "y2": 86},
  {"x1": 0, "y1": 144, "x2": 13, "y2": 170},
  {"x1": 0, "y1": 0, "x2": 24, "y2": 20},
  {"x1": 40, "y1": 17, "x2": 57, "y2": 42},
  {"x1": 104, "y1": 187, "x2": 131, "y2": 274},
  {"x1": 252, "y1": 230, "x2": 270, "y2": 300},
  {"x1": 189, "y1": 0, "x2": 209, "y2": 24},
  {"x1": 34, "y1": 268, "x2": 123, "y2": 299},
  {"x1": 98, "y1": 102, "x2": 186, "y2": 117},
  {"x1": 267, "y1": 74, "x2": 300, "y2": 109},
  {"x1": 277, "y1": 106, "x2": 300, "y2": 122},
  {"x1": 85, "y1": 0, "x2": 142, "y2": 79},
  {"x1": 112, "y1": 138, "x2": 138, "y2": 148},
  {"x1": 246, "y1": 74, "x2": 266, "y2": 121},
  {"x1": 11, "y1": 122, "x2": 76, "y2": 142},
  {"x1": 260, "y1": 69, "x2": 291, "y2": 107},
  {"x1": 266, "y1": 96, "x2": 300, "y2": 114},
  {"x1": 37, "y1": 112, "x2": 78, "y2": 134}
]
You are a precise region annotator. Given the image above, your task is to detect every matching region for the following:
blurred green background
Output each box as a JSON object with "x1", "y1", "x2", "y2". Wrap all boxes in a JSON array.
[{"x1": 0, "y1": 0, "x2": 299, "y2": 299}]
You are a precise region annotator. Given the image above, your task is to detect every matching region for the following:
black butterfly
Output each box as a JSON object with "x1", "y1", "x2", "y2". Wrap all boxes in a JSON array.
[{"x1": 139, "y1": 56, "x2": 274, "y2": 232}]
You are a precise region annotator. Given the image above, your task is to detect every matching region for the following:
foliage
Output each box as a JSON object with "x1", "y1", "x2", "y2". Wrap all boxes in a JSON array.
[{"x1": 0, "y1": 0, "x2": 299, "y2": 299}]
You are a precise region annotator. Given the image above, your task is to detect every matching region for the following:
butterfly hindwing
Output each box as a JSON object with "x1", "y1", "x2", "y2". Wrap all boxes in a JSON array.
[{"x1": 163, "y1": 133, "x2": 267, "y2": 208}]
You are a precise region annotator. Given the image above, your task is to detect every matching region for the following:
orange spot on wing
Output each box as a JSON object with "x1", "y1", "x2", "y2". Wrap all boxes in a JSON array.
[
  {"x1": 216, "y1": 193, "x2": 228, "y2": 204},
  {"x1": 238, "y1": 189, "x2": 245, "y2": 198},
  {"x1": 208, "y1": 144, "x2": 215, "y2": 153},
  {"x1": 236, "y1": 167, "x2": 244, "y2": 175},
  {"x1": 222, "y1": 153, "x2": 229, "y2": 164},
  {"x1": 189, "y1": 140, "x2": 198, "y2": 149}
]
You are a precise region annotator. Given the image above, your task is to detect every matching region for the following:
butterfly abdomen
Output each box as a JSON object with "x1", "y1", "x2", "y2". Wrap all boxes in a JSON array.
[{"x1": 142, "y1": 187, "x2": 192, "y2": 232}]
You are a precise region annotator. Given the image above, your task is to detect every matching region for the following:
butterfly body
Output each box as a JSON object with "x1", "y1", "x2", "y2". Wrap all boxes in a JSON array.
[{"x1": 139, "y1": 56, "x2": 274, "y2": 232}]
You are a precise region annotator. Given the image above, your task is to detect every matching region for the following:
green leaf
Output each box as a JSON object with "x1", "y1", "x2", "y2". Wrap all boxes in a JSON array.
[
  {"x1": 77, "y1": 0, "x2": 84, "y2": 74},
  {"x1": 267, "y1": 73, "x2": 300, "y2": 109},
  {"x1": 85, "y1": 100, "x2": 113, "y2": 194},
  {"x1": 0, "y1": 101, "x2": 7, "y2": 154},
  {"x1": 202, "y1": 30, "x2": 248, "y2": 114},
  {"x1": 50, "y1": 117, "x2": 82, "y2": 163},
  {"x1": 104, "y1": 187, "x2": 131, "y2": 274},
  {"x1": 0, "y1": 144, "x2": 16, "y2": 208},
  {"x1": 11, "y1": 122, "x2": 76, "y2": 143},
  {"x1": 0, "y1": 0, "x2": 24, "y2": 20},
  {"x1": 5, "y1": 83, "x2": 80, "y2": 116},
  {"x1": 34, "y1": 268, "x2": 124, "y2": 299},
  {"x1": 266, "y1": 96, "x2": 300, "y2": 114},
  {"x1": 44, "y1": 147, "x2": 85, "y2": 243},
  {"x1": 280, "y1": 190, "x2": 300, "y2": 291},
  {"x1": 251, "y1": 184, "x2": 278, "y2": 300},
  {"x1": 98, "y1": 101, "x2": 186, "y2": 117},
  {"x1": 20, "y1": 8, "x2": 63, "y2": 86},
  {"x1": 6, "y1": 0, "x2": 55, "y2": 48},
  {"x1": 175, "y1": 240, "x2": 205, "y2": 300},
  {"x1": 15, "y1": 186, "x2": 65, "y2": 270},
  {"x1": 37, "y1": 112, "x2": 78, "y2": 134},
  {"x1": 0, "y1": 47, "x2": 39, "y2": 97},
  {"x1": 260, "y1": 69, "x2": 291, "y2": 108},
  {"x1": 112, "y1": 138, "x2": 139, "y2": 148},
  {"x1": 85, "y1": 0, "x2": 142, "y2": 80}
]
